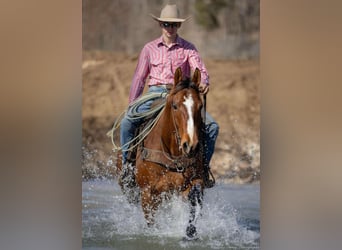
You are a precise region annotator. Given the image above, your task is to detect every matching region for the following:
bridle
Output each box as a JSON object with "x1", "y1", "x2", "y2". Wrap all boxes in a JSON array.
[
  {"x1": 169, "y1": 82, "x2": 205, "y2": 155},
  {"x1": 141, "y1": 81, "x2": 205, "y2": 175},
  {"x1": 170, "y1": 98, "x2": 182, "y2": 152}
]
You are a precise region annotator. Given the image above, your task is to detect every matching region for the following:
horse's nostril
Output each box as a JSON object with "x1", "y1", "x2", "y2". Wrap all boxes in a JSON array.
[{"x1": 183, "y1": 142, "x2": 190, "y2": 154}]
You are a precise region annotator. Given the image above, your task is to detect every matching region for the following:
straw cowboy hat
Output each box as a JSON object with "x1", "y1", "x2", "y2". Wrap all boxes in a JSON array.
[{"x1": 150, "y1": 4, "x2": 191, "y2": 23}]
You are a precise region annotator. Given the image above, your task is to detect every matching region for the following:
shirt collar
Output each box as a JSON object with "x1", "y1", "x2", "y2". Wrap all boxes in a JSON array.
[{"x1": 157, "y1": 35, "x2": 181, "y2": 48}]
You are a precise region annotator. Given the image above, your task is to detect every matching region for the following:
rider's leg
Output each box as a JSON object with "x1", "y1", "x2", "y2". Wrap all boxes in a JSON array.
[
  {"x1": 204, "y1": 112, "x2": 219, "y2": 165},
  {"x1": 203, "y1": 112, "x2": 219, "y2": 188},
  {"x1": 119, "y1": 86, "x2": 169, "y2": 202},
  {"x1": 120, "y1": 113, "x2": 139, "y2": 165},
  {"x1": 119, "y1": 97, "x2": 153, "y2": 202}
]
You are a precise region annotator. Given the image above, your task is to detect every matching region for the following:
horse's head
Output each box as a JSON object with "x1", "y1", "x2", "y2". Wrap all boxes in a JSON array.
[{"x1": 168, "y1": 67, "x2": 203, "y2": 155}]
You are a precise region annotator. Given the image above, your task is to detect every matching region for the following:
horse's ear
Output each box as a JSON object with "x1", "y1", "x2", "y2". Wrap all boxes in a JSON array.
[
  {"x1": 174, "y1": 67, "x2": 183, "y2": 86},
  {"x1": 192, "y1": 68, "x2": 201, "y2": 87}
]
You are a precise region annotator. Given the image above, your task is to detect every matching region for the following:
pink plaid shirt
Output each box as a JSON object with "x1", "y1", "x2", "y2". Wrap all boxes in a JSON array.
[{"x1": 129, "y1": 35, "x2": 209, "y2": 103}]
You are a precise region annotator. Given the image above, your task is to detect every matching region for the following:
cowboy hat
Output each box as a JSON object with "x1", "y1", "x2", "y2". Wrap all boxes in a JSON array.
[{"x1": 150, "y1": 4, "x2": 191, "y2": 23}]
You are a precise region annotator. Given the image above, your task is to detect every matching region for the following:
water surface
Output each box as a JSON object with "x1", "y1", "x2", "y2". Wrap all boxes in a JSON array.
[{"x1": 82, "y1": 180, "x2": 260, "y2": 249}]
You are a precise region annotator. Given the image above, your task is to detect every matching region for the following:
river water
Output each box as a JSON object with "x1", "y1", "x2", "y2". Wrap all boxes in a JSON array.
[{"x1": 82, "y1": 180, "x2": 260, "y2": 250}]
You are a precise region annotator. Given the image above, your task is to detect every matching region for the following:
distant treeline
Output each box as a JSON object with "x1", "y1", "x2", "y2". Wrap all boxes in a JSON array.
[{"x1": 83, "y1": 0, "x2": 259, "y2": 59}]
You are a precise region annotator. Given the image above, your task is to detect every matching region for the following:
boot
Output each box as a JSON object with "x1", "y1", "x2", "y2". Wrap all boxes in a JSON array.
[{"x1": 203, "y1": 165, "x2": 215, "y2": 188}]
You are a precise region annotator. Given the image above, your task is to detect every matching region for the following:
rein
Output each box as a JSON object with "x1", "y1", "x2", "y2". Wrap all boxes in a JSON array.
[
  {"x1": 203, "y1": 94, "x2": 207, "y2": 127},
  {"x1": 171, "y1": 100, "x2": 182, "y2": 149}
]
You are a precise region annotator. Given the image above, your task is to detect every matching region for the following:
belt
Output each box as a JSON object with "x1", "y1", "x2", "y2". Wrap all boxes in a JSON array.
[{"x1": 151, "y1": 83, "x2": 173, "y2": 90}]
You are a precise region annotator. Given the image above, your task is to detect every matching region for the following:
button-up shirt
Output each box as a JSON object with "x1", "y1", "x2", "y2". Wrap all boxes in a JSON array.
[{"x1": 129, "y1": 35, "x2": 209, "y2": 103}]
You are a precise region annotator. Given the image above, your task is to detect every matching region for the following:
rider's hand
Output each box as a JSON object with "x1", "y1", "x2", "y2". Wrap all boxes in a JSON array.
[{"x1": 198, "y1": 82, "x2": 209, "y2": 95}]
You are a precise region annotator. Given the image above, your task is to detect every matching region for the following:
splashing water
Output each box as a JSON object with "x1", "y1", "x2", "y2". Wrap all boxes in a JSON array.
[{"x1": 82, "y1": 180, "x2": 260, "y2": 249}]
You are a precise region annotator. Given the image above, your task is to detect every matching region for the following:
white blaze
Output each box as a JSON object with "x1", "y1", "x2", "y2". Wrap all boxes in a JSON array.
[{"x1": 183, "y1": 94, "x2": 194, "y2": 144}]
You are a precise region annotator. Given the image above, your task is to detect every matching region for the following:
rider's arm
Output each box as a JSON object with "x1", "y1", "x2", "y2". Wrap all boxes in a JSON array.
[
  {"x1": 188, "y1": 46, "x2": 210, "y2": 87},
  {"x1": 129, "y1": 46, "x2": 150, "y2": 103}
]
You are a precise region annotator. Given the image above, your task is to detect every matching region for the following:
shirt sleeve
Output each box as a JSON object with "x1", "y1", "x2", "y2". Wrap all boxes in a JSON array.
[
  {"x1": 188, "y1": 46, "x2": 210, "y2": 85},
  {"x1": 129, "y1": 46, "x2": 150, "y2": 103}
]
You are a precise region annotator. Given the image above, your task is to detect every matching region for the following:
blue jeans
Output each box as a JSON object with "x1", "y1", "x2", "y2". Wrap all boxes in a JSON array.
[{"x1": 120, "y1": 86, "x2": 219, "y2": 166}]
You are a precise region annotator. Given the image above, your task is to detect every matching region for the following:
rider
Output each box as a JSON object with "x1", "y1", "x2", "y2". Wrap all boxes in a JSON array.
[{"x1": 120, "y1": 3, "x2": 219, "y2": 188}]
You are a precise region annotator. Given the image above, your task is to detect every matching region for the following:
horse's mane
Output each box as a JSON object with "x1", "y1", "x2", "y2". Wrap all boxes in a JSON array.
[{"x1": 172, "y1": 78, "x2": 199, "y2": 95}]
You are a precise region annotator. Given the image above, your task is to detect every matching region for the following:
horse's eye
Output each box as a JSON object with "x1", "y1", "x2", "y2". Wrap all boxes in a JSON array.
[{"x1": 172, "y1": 102, "x2": 178, "y2": 110}]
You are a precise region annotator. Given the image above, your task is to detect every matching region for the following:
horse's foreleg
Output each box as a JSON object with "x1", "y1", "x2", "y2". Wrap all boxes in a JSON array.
[
  {"x1": 141, "y1": 187, "x2": 161, "y2": 227},
  {"x1": 185, "y1": 182, "x2": 203, "y2": 239}
]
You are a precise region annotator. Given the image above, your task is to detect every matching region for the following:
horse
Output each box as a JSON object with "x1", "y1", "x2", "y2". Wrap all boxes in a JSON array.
[{"x1": 118, "y1": 67, "x2": 206, "y2": 239}]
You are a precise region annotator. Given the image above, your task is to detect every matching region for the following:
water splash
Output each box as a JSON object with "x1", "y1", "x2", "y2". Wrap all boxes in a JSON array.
[
  {"x1": 81, "y1": 146, "x2": 117, "y2": 180},
  {"x1": 82, "y1": 180, "x2": 260, "y2": 249}
]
